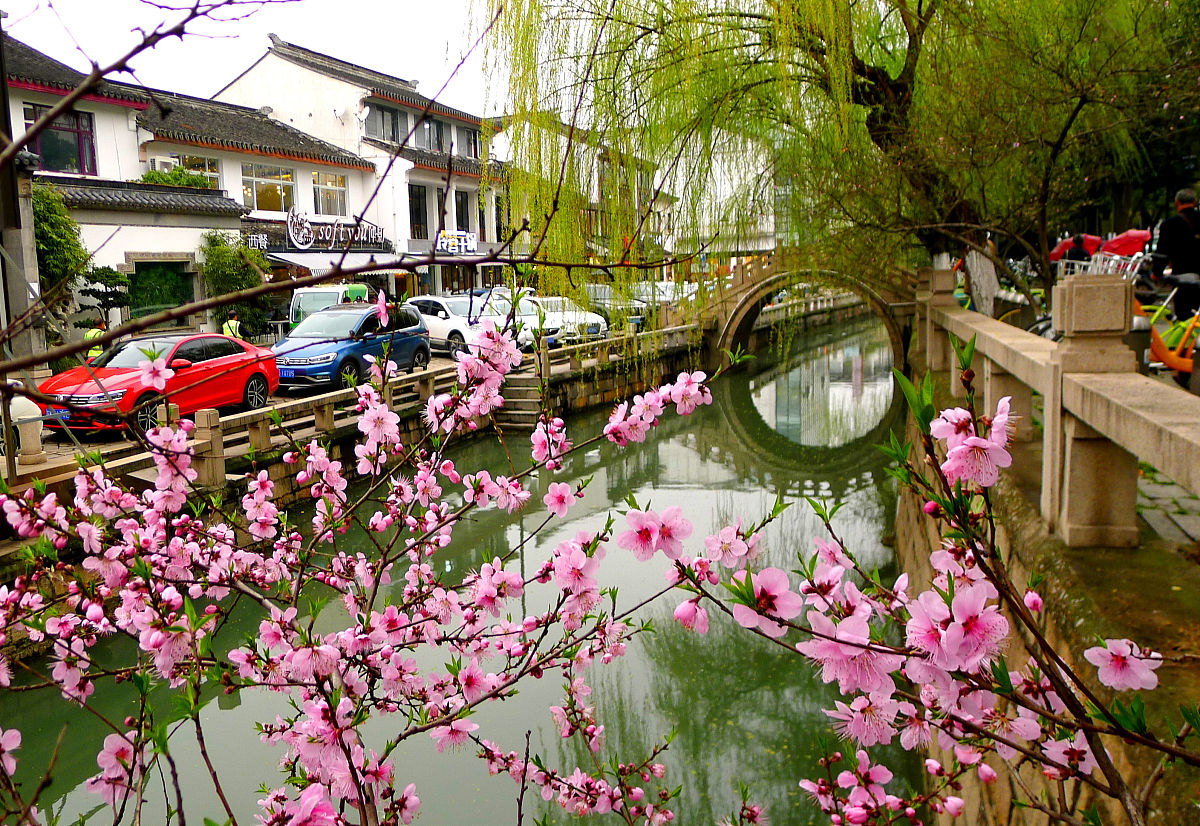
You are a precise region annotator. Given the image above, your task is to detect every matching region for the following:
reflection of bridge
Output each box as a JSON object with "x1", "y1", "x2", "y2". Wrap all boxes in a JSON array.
[{"x1": 675, "y1": 252, "x2": 917, "y2": 370}]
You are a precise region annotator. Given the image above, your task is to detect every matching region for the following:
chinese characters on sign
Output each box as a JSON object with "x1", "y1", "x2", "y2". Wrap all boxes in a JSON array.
[
  {"x1": 434, "y1": 230, "x2": 479, "y2": 255},
  {"x1": 240, "y1": 209, "x2": 391, "y2": 253}
]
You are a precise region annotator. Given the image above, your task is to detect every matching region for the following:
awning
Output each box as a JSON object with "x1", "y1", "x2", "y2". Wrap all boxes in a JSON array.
[{"x1": 267, "y1": 251, "x2": 408, "y2": 278}]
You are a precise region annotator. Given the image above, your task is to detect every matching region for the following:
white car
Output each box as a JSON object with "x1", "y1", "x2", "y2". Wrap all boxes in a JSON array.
[
  {"x1": 406, "y1": 294, "x2": 506, "y2": 354},
  {"x1": 488, "y1": 293, "x2": 609, "y2": 350}
]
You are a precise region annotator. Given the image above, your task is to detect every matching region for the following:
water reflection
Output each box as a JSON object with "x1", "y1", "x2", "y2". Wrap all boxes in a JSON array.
[
  {"x1": 5, "y1": 316, "x2": 916, "y2": 825},
  {"x1": 751, "y1": 320, "x2": 896, "y2": 447}
]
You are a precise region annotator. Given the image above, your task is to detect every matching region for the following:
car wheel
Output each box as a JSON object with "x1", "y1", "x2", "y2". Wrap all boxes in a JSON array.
[
  {"x1": 133, "y1": 393, "x2": 160, "y2": 433},
  {"x1": 337, "y1": 361, "x2": 360, "y2": 390},
  {"x1": 410, "y1": 347, "x2": 430, "y2": 373},
  {"x1": 243, "y1": 374, "x2": 269, "y2": 409},
  {"x1": 447, "y1": 332, "x2": 466, "y2": 357}
]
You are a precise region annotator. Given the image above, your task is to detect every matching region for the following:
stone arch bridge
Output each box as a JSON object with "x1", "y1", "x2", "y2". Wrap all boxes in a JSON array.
[{"x1": 674, "y1": 253, "x2": 918, "y2": 371}]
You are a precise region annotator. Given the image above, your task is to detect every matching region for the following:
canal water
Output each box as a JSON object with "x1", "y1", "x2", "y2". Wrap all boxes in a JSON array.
[{"x1": 6, "y1": 315, "x2": 919, "y2": 825}]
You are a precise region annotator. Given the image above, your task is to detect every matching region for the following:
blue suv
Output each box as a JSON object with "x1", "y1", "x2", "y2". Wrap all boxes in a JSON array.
[{"x1": 272, "y1": 303, "x2": 431, "y2": 389}]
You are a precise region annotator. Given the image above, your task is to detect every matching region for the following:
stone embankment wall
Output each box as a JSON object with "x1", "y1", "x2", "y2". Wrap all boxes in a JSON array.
[{"x1": 894, "y1": 361, "x2": 1200, "y2": 825}]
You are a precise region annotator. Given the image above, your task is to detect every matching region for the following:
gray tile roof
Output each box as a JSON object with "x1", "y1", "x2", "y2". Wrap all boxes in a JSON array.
[
  {"x1": 138, "y1": 91, "x2": 374, "y2": 170},
  {"x1": 364, "y1": 138, "x2": 495, "y2": 178},
  {"x1": 4, "y1": 34, "x2": 147, "y2": 104},
  {"x1": 266, "y1": 35, "x2": 481, "y2": 125},
  {"x1": 35, "y1": 174, "x2": 247, "y2": 217}
]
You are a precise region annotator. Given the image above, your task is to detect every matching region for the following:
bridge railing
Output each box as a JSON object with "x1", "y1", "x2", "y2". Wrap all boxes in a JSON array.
[
  {"x1": 533, "y1": 324, "x2": 701, "y2": 377},
  {"x1": 920, "y1": 267, "x2": 1200, "y2": 547}
]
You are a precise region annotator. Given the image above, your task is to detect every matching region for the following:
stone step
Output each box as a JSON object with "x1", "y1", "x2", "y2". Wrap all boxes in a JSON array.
[{"x1": 494, "y1": 408, "x2": 544, "y2": 428}]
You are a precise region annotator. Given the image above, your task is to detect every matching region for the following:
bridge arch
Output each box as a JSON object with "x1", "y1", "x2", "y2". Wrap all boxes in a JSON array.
[{"x1": 708, "y1": 269, "x2": 913, "y2": 372}]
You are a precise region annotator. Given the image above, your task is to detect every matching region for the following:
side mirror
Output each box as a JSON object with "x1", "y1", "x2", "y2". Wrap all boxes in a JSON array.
[
  {"x1": 169, "y1": 359, "x2": 192, "y2": 370},
  {"x1": 85, "y1": 356, "x2": 95, "y2": 364},
  {"x1": 437, "y1": 310, "x2": 449, "y2": 320}
]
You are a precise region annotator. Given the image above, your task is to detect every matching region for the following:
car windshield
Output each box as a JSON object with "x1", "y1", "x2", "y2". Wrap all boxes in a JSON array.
[
  {"x1": 489, "y1": 296, "x2": 541, "y2": 317},
  {"x1": 91, "y1": 338, "x2": 179, "y2": 369},
  {"x1": 292, "y1": 290, "x2": 341, "y2": 323},
  {"x1": 630, "y1": 282, "x2": 695, "y2": 303},
  {"x1": 444, "y1": 297, "x2": 502, "y2": 319},
  {"x1": 538, "y1": 297, "x2": 585, "y2": 314},
  {"x1": 288, "y1": 311, "x2": 362, "y2": 339}
]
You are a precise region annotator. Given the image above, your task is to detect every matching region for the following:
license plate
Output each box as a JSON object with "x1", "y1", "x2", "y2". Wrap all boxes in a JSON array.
[
  {"x1": 48, "y1": 407, "x2": 70, "y2": 421},
  {"x1": 279, "y1": 368, "x2": 295, "y2": 378},
  {"x1": 587, "y1": 324, "x2": 600, "y2": 334}
]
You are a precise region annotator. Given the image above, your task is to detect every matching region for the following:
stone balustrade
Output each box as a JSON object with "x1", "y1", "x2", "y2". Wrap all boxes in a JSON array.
[{"x1": 920, "y1": 267, "x2": 1200, "y2": 547}]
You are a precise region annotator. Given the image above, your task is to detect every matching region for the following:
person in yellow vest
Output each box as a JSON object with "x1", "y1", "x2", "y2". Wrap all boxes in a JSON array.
[
  {"x1": 84, "y1": 318, "x2": 107, "y2": 359},
  {"x1": 222, "y1": 310, "x2": 245, "y2": 340}
]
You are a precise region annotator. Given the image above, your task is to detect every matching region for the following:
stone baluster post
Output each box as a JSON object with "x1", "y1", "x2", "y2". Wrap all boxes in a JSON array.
[
  {"x1": 983, "y1": 360, "x2": 1034, "y2": 442},
  {"x1": 247, "y1": 418, "x2": 272, "y2": 452},
  {"x1": 1043, "y1": 274, "x2": 1139, "y2": 546},
  {"x1": 913, "y1": 268, "x2": 932, "y2": 357},
  {"x1": 193, "y1": 408, "x2": 225, "y2": 488},
  {"x1": 538, "y1": 339, "x2": 551, "y2": 379},
  {"x1": 314, "y1": 399, "x2": 336, "y2": 433},
  {"x1": 156, "y1": 402, "x2": 180, "y2": 428},
  {"x1": 924, "y1": 269, "x2": 958, "y2": 374}
]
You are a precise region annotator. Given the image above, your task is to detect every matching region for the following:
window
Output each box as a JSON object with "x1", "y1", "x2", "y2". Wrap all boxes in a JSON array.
[
  {"x1": 312, "y1": 171, "x2": 347, "y2": 216},
  {"x1": 458, "y1": 126, "x2": 480, "y2": 159},
  {"x1": 241, "y1": 163, "x2": 295, "y2": 212},
  {"x1": 356, "y1": 314, "x2": 381, "y2": 337},
  {"x1": 170, "y1": 154, "x2": 220, "y2": 187},
  {"x1": 409, "y1": 184, "x2": 428, "y2": 240},
  {"x1": 415, "y1": 118, "x2": 445, "y2": 151},
  {"x1": 172, "y1": 340, "x2": 211, "y2": 364},
  {"x1": 23, "y1": 104, "x2": 96, "y2": 175},
  {"x1": 206, "y1": 338, "x2": 244, "y2": 359},
  {"x1": 455, "y1": 191, "x2": 470, "y2": 232},
  {"x1": 364, "y1": 105, "x2": 407, "y2": 144},
  {"x1": 478, "y1": 206, "x2": 486, "y2": 242},
  {"x1": 391, "y1": 306, "x2": 421, "y2": 330},
  {"x1": 436, "y1": 188, "x2": 446, "y2": 228}
]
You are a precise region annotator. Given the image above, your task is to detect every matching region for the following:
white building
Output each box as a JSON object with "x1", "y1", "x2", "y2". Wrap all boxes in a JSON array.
[
  {"x1": 215, "y1": 34, "x2": 505, "y2": 295},
  {"x1": 5, "y1": 36, "x2": 390, "y2": 331}
]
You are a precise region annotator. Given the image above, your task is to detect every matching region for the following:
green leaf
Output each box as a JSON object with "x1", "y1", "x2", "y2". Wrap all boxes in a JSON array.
[
  {"x1": 949, "y1": 332, "x2": 978, "y2": 372},
  {"x1": 990, "y1": 657, "x2": 1013, "y2": 695},
  {"x1": 1180, "y1": 703, "x2": 1200, "y2": 734}
]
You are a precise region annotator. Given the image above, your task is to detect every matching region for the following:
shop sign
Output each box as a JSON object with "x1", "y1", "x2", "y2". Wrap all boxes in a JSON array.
[
  {"x1": 435, "y1": 230, "x2": 478, "y2": 255},
  {"x1": 241, "y1": 209, "x2": 391, "y2": 253}
]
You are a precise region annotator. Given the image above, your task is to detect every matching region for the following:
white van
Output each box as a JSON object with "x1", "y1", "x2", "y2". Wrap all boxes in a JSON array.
[{"x1": 289, "y1": 284, "x2": 369, "y2": 328}]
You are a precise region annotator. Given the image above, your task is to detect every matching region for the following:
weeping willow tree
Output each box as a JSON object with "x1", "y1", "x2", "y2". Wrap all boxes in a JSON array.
[{"x1": 489, "y1": 0, "x2": 1200, "y2": 304}]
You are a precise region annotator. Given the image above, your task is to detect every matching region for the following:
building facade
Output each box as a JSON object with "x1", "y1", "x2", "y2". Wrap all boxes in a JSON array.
[
  {"x1": 4, "y1": 35, "x2": 388, "y2": 334},
  {"x1": 215, "y1": 34, "x2": 505, "y2": 296}
]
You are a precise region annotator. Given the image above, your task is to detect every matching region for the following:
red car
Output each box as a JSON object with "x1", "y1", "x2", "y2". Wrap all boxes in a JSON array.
[{"x1": 39, "y1": 333, "x2": 279, "y2": 432}]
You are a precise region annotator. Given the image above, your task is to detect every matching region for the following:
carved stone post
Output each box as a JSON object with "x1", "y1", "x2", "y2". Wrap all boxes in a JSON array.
[
  {"x1": 538, "y1": 338, "x2": 551, "y2": 379},
  {"x1": 983, "y1": 359, "x2": 1033, "y2": 442},
  {"x1": 314, "y1": 400, "x2": 336, "y2": 433},
  {"x1": 913, "y1": 267, "x2": 933, "y2": 356},
  {"x1": 1046, "y1": 274, "x2": 1139, "y2": 546},
  {"x1": 193, "y1": 408, "x2": 225, "y2": 488},
  {"x1": 925, "y1": 269, "x2": 958, "y2": 373},
  {"x1": 247, "y1": 418, "x2": 272, "y2": 452}
]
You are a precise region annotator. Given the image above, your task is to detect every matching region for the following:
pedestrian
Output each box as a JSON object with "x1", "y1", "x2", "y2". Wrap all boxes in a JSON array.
[
  {"x1": 1064, "y1": 234, "x2": 1092, "y2": 262},
  {"x1": 222, "y1": 310, "x2": 246, "y2": 339},
  {"x1": 84, "y1": 317, "x2": 107, "y2": 359},
  {"x1": 1153, "y1": 188, "x2": 1200, "y2": 320}
]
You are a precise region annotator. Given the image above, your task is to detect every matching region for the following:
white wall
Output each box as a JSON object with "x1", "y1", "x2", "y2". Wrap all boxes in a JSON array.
[
  {"x1": 216, "y1": 51, "x2": 485, "y2": 254},
  {"x1": 217, "y1": 52, "x2": 367, "y2": 151},
  {"x1": 140, "y1": 138, "x2": 379, "y2": 227}
]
